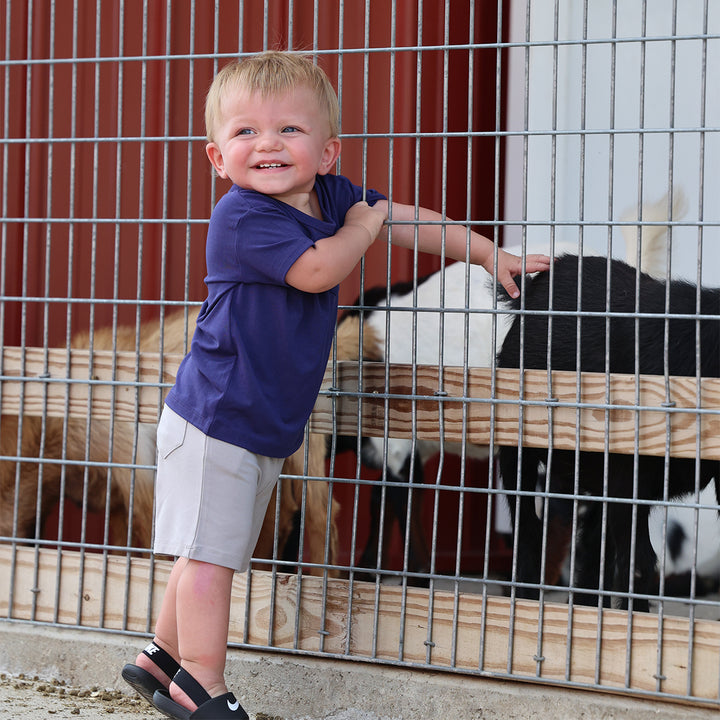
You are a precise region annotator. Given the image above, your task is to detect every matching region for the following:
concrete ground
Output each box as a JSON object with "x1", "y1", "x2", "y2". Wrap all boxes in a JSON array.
[{"x1": 1, "y1": 621, "x2": 719, "y2": 720}]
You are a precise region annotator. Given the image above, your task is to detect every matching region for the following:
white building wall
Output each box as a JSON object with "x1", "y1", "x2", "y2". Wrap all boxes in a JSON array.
[{"x1": 503, "y1": 0, "x2": 720, "y2": 285}]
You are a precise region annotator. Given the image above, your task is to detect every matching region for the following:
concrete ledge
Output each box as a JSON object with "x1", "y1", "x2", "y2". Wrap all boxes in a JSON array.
[{"x1": 1, "y1": 620, "x2": 718, "y2": 720}]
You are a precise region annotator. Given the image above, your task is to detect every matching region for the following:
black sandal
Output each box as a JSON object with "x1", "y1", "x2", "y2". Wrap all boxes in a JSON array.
[
  {"x1": 153, "y1": 667, "x2": 248, "y2": 719},
  {"x1": 121, "y1": 640, "x2": 181, "y2": 706}
]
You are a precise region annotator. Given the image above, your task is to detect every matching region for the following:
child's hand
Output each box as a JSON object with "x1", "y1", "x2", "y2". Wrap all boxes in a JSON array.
[
  {"x1": 489, "y1": 249, "x2": 552, "y2": 299},
  {"x1": 344, "y1": 200, "x2": 388, "y2": 246}
]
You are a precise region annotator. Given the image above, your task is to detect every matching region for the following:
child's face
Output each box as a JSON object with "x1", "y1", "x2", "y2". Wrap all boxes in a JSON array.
[{"x1": 205, "y1": 85, "x2": 340, "y2": 209}]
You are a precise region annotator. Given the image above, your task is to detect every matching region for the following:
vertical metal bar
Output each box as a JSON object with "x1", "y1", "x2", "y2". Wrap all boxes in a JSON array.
[
  {"x1": 567, "y1": 0, "x2": 591, "y2": 682},
  {"x1": 624, "y1": 0, "x2": 650, "y2": 682},
  {"x1": 33, "y1": 0, "x2": 57, "y2": 625},
  {"x1": 536, "y1": 0, "x2": 561, "y2": 680},
  {"x1": 184, "y1": 7, "x2": 196, "y2": 339},
  {"x1": 316, "y1": 0, "x2": 340, "y2": 658},
  {"x1": 211, "y1": 0, "x2": 223, "y2": 214},
  {"x1": 0, "y1": 0, "x2": 11, "y2": 618},
  {"x1": 292, "y1": 5, "x2": 323, "y2": 649},
  {"x1": 53, "y1": 0, "x2": 79, "y2": 627},
  {"x1": 257, "y1": 1, "x2": 282, "y2": 647},
  {"x1": 654, "y1": 0, "x2": 680, "y2": 694},
  {"x1": 140, "y1": 0, "x2": 176, "y2": 635},
  {"x1": 71, "y1": 0, "x2": 103, "y2": 628},
  {"x1": 0, "y1": 0, "x2": 8, "y2": 353},
  {"x1": 386, "y1": 2, "x2": 412, "y2": 665},
  {"x1": 288, "y1": 0, "x2": 295, "y2": 49},
  {"x1": 88, "y1": 0, "x2": 102, "y2": 357},
  {"x1": 153, "y1": 0, "x2": 174, "y2": 371},
  {"x1": 450, "y1": 0, "x2": 476, "y2": 672},
  {"x1": 237, "y1": 0, "x2": 244, "y2": 54},
  {"x1": 333, "y1": 0, "x2": 364, "y2": 657},
  {"x1": 693, "y1": 0, "x2": 710, "y2": 700},
  {"x1": 358, "y1": 0, "x2": 385, "y2": 662},
  {"x1": 312, "y1": 0, "x2": 317, "y2": 52},
  {"x1": 19, "y1": 0, "x2": 34, "y2": 622},
  {"x1": 595, "y1": 0, "x2": 619, "y2": 687},
  {"x1": 86, "y1": 0, "x2": 103, "y2": 623},
  {"x1": 59, "y1": 0, "x2": 80, "y2": 495},
  {"x1": 424, "y1": 0, "x2": 451, "y2": 668},
  {"x1": 534, "y1": 0, "x2": 561, "y2": 664},
  {"x1": 309, "y1": 0, "x2": 332, "y2": 658},
  {"x1": 480, "y1": 0, "x2": 504, "y2": 675},
  {"x1": 262, "y1": 0, "x2": 269, "y2": 50},
  {"x1": 506, "y1": 0, "x2": 533, "y2": 677},
  {"x1": 156, "y1": 0, "x2": 172, "y2": 355}
]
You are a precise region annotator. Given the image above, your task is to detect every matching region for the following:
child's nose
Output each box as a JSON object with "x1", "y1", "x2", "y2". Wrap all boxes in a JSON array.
[{"x1": 256, "y1": 131, "x2": 282, "y2": 151}]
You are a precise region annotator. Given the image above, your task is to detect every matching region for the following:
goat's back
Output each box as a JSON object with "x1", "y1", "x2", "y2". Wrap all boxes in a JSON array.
[{"x1": 499, "y1": 254, "x2": 720, "y2": 378}]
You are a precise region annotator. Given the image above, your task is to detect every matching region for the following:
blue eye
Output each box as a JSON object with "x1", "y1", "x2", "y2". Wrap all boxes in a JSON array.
[
  {"x1": 236, "y1": 128, "x2": 254, "y2": 136},
  {"x1": 282, "y1": 126, "x2": 300, "y2": 133}
]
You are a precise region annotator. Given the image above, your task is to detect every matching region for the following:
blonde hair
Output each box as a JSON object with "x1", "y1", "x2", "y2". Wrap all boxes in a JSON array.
[{"x1": 205, "y1": 51, "x2": 340, "y2": 141}]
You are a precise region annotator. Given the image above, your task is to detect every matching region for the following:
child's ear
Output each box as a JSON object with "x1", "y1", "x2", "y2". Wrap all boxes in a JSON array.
[
  {"x1": 317, "y1": 137, "x2": 342, "y2": 175},
  {"x1": 206, "y1": 142, "x2": 228, "y2": 178}
]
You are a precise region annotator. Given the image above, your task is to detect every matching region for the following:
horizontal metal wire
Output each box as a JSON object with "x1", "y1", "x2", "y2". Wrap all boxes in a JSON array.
[
  {"x1": 3, "y1": 218, "x2": 720, "y2": 230},
  {"x1": 2, "y1": 32, "x2": 717, "y2": 68},
  {"x1": 3, "y1": 126, "x2": 719, "y2": 143}
]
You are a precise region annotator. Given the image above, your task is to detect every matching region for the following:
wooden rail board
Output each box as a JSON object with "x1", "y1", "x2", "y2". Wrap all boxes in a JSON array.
[
  {"x1": 0, "y1": 347, "x2": 182, "y2": 424},
  {"x1": 2, "y1": 545, "x2": 719, "y2": 703},
  {"x1": 2, "y1": 347, "x2": 719, "y2": 459},
  {"x1": 313, "y1": 363, "x2": 720, "y2": 460}
]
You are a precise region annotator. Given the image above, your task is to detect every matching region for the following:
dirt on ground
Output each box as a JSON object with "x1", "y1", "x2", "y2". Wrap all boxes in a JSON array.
[
  {"x1": 0, "y1": 672, "x2": 391, "y2": 720},
  {"x1": 0, "y1": 674, "x2": 292, "y2": 720},
  {"x1": 0, "y1": 673, "x2": 151, "y2": 719}
]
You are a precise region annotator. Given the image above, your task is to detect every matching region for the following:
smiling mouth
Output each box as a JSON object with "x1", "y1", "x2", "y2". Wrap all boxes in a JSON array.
[{"x1": 255, "y1": 162, "x2": 287, "y2": 169}]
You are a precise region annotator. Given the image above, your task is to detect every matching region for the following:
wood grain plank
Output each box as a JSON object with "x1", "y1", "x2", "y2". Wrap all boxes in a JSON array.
[
  {"x1": 2, "y1": 348, "x2": 719, "y2": 458},
  {"x1": 312, "y1": 362, "x2": 720, "y2": 459},
  {"x1": 0, "y1": 347, "x2": 182, "y2": 424}
]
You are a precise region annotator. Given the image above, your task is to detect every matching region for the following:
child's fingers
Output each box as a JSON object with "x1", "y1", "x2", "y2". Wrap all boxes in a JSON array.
[
  {"x1": 523, "y1": 253, "x2": 553, "y2": 271},
  {"x1": 492, "y1": 251, "x2": 551, "y2": 298},
  {"x1": 500, "y1": 273, "x2": 520, "y2": 299}
]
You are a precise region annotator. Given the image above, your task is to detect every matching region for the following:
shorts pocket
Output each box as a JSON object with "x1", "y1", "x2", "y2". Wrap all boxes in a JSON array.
[{"x1": 156, "y1": 406, "x2": 188, "y2": 459}]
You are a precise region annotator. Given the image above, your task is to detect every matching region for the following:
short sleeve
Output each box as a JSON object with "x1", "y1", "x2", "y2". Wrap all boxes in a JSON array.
[
  {"x1": 204, "y1": 193, "x2": 315, "y2": 287},
  {"x1": 233, "y1": 206, "x2": 314, "y2": 285}
]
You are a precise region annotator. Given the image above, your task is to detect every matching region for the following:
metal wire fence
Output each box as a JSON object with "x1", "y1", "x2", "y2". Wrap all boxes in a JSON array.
[{"x1": 1, "y1": 0, "x2": 720, "y2": 710}]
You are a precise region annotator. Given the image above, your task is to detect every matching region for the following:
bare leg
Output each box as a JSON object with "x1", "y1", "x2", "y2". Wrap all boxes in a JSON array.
[
  {"x1": 170, "y1": 558, "x2": 234, "y2": 712},
  {"x1": 132, "y1": 556, "x2": 187, "y2": 685}
]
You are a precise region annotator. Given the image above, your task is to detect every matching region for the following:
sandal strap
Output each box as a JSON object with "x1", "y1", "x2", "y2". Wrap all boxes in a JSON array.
[
  {"x1": 142, "y1": 640, "x2": 181, "y2": 679},
  {"x1": 172, "y1": 667, "x2": 212, "y2": 708}
]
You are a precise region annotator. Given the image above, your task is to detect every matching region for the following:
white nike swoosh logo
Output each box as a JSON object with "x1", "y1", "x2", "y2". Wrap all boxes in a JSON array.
[{"x1": 227, "y1": 698, "x2": 240, "y2": 712}]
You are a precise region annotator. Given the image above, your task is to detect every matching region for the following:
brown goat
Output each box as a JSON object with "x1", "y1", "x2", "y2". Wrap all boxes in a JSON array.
[{"x1": 0, "y1": 309, "x2": 341, "y2": 576}]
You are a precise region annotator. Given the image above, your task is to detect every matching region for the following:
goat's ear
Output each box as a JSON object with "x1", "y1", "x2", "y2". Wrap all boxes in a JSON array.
[{"x1": 206, "y1": 142, "x2": 228, "y2": 179}]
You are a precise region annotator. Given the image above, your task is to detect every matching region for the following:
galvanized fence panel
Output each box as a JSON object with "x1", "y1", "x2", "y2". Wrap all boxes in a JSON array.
[{"x1": 1, "y1": 0, "x2": 720, "y2": 710}]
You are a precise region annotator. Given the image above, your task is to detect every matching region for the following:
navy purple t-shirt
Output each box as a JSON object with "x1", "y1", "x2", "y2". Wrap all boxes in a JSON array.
[{"x1": 165, "y1": 173, "x2": 386, "y2": 458}]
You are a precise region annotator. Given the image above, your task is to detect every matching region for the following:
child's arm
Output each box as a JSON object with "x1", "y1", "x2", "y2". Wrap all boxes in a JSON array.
[
  {"x1": 285, "y1": 201, "x2": 388, "y2": 293},
  {"x1": 373, "y1": 201, "x2": 552, "y2": 299}
]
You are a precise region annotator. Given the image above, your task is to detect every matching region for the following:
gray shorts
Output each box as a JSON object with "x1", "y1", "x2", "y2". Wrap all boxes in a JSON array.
[{"x1": 153, "y1": 405, "x2": 284, "y2": 571}]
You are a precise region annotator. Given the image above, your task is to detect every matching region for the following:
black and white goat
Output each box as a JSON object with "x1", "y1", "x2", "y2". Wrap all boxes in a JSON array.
[
  {"x1": 336, "y1": 196, "x2": 677, "y2": 578},
  {"x1": 496, "y1": 253, "x2": 720, "y2": 611},
  {"x1": 334, "y1": 190, "x2": 699, "y2": 583}
]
